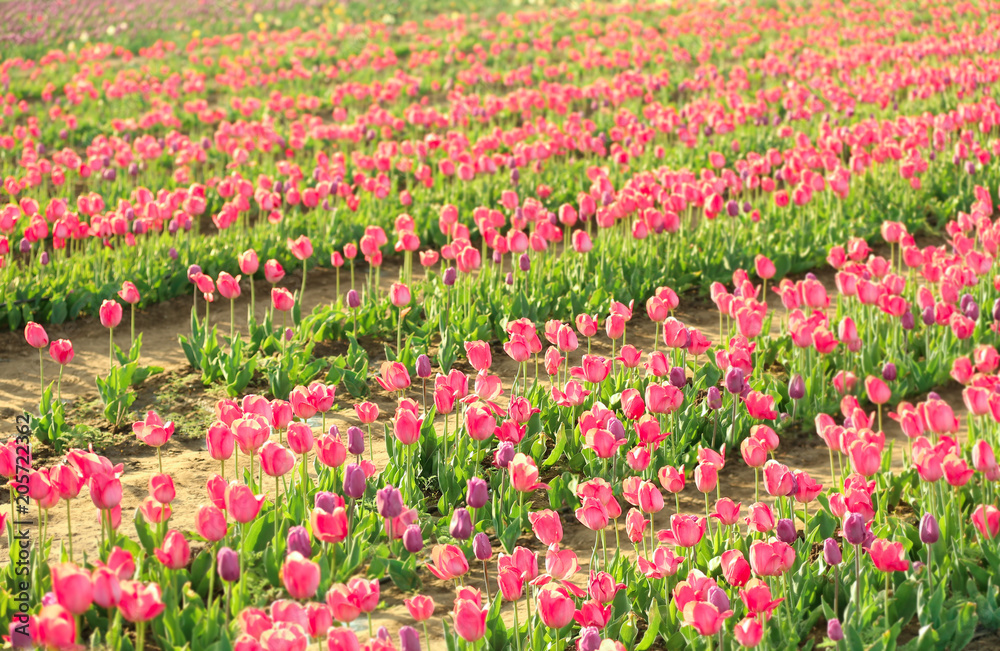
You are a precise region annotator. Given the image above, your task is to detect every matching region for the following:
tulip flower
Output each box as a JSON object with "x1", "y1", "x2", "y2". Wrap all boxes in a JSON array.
[
  {"x1": 281, "y1": 552, "x2": 320, "y2": 600},
  {"x1": 25, "y1": 321, "x2": 48, "y2": 396},
  {"x1": 119, "y1": 581, "x2": 166, "y2": 651},
  {"x1": 35, "y1": 605, "x2": 76, "y2": 649},
  {"x1": 133, "y1": 411, "x2": 175, "y2": 473}
]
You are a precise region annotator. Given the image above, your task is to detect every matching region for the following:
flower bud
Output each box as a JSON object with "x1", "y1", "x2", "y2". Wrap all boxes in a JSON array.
[
  {"x1": 494, "y1": 441, "x2": 515, "y2": 468},
  {"x1": 466, "y1": 478, "x2": 488, "y2": 509},
  {"x1": 776, "y1": 518, "x2": 797, "y2": 544},
  {"x1": 346, "y1": 290, "x2": 360, "y2": 308},
  {"x1": 449, "y1": 508, "x2": 472, "y2": 540},
  {"x1": 607, "y1": 417, "x2": 625, "y2": 441},
  {"x1": 286, "y1": 526, "x2": 312, "y2": 558},
  {"x1": 505, "y1": 272, "x2": 514, "y2": 285},
  {"x1": 707, "y1": 386, "x2": 723, "y2": 410},
  {"x1": 919, "y1": 513, "x2": 939, "y2": 544},
  {"x1": 376, "y1": 485, "x2": 403, "y2": 519},
  {"x1": 901, "y1": 310, "x2": 915, "y2": 330},
  {"x1": 670, "y1": 367, "x2": 686, "y2": 388},
  {"x1": 399, "y1": 626, "x2": 421, "y2": 651},
  {"x1": 473, "y1": 532, "x2": 492, "y2": 561},
  {"x1": 827, "y1": 618, "x2": 844, "y2": 642},
  {"x1": 707, "y1": 585, "x2": 730, "y2": 613},
  {"x1": 403, "y1": 524, "x2": 424, "y2": 553},
  {"x1": 788, "y1": 374, "x2": 805, "y2": 400},
  {"x1": 416, "y1": 355, "x2": 432, "y2": 379},
  {"x1": 217, "y1": 547, "x2": 240, "y2": 582},
  {"x1": 443, "y1": 267, "x2": 457, "y2": 286},
  {"x1": 881, "y1": 362, "x2": 897, "y2": 382},
  {"x1": 519, "y1": 253, "x2": 530, "y2": 272},
  {"x1": 343, "y1": 463, "x2": 366, "y2": 499},
  {"x1": 725, "y1": 366, "x2": 744, "y2": 394},
  {"x1": 347, "y1": 426, "x2": 365, "y2": 456},
  {"x1": 577, "y1": 626, "x2": 601, "y2": 651},
  {"x1": 823, "y1": 538, "x2": 842, "y2": 565},
  {"x1": 843, "y1": 512, "x2": 866, "y2": 546},
  {"x1": 315, "y1": 492, "x2": 338, "y2": 514}
]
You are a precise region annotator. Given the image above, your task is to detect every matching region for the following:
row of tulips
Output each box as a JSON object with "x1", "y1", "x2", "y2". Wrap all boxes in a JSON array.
[
  {"x1": 2, "y1": 0, "x2": 1000, "y2": 335},
  {"x1": 11, "y1": 180, "x2": 1000, "y2": 649}
]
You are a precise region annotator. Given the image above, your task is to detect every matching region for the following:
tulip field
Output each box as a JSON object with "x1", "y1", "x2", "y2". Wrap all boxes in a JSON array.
[{"x1": 6, "y1": 0, "x2": 1000, "y2": 648}]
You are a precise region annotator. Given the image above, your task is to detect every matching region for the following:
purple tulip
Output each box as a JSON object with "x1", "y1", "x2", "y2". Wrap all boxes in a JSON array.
[
  {"x1": 449, "y1": 508, "x2": 472, "y2": 540},
  {"x1": 466, "y1": 478, "x2": 488, "y2": 509},
  {"x1": 376, "y1": 486, "x2": 403, "y2": 519},
  {"x1": 286, "y1": 526, "x2": 312, "y2": 558},
  {"x1": 403, "y1": 524, "x2": 423, "y2": 553}
]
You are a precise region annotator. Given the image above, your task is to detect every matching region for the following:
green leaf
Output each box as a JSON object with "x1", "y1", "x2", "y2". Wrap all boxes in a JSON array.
[
  {"x1": 636, "y1": 605, "x2": 662, "y2": 650},
  {"x1": 133, "y1": 508, "x2": 156, "y2": 555}
]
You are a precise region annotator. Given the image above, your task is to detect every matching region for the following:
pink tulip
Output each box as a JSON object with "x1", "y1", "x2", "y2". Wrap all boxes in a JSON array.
[
  {"x1": 426, "y1": 544, "x2": 469, "y2": 581},
  {"x1": 748, "y1": 540, "x2": 795, "y2": 576},
  {"x1": 744, "y1": 502, "x2": 776, "y2": 533},
  {"x1": 99, "y1": 299, "x2": 123, "y2": 328},
  {"x1": 529, "y1": 509, "x2": 563, "y2": 549},
  {"x1": 260, "y1": 441, "x2": 296, "y2": 478},
  {"x1": 464, "y1": 341, "x2": 492, "y2": 372},
  {"x1": 90, "y1": 473, "x2": 123, "y2": 510},
  {"x1": 51, "y1": 562, "x2": 94, "y2": 615},
  {"x1": 154, "y1": 530, "x2": 191, "y2": 569},
  {"x1": 681, "y1": 601, "x2": 731, "y2": 636},
  {"x1": 281, "y1": 552, "x2": 320, "y2": 600},
  {"x1": 206, "y1": 421, "x2": 235, "y2": 461},
  {"x1": 509, "y1": 453, "x2": 548, "y2": 492},
  {"x1": 118, "y1": 581, "x2": 166, "y2": 622},
  {"x1": 577, "y1": 355, "x2": 611, "y2": 384},
  {"x1": 225, "y1": 482, "x2": 265, "y2": 523},
  {"x1": 537, "y1": 586, "x2": 575, "y2": 629},
  {"x1": 721, "y1": 550, "x2": 751, "y2": 587},
  {"x1": 973, "y1": 505, "x2": 1000, "y2": 539},
  {"x1": 404, "y1": 595, "x2": 436, "y2": 622},
  {"x1": 133, "y1": 411, "x2": 175, "y2": 448},
  {"x1": 91, "y1": 566, "x2": 122, "y2": 609},
  {"x1": 658, "y1": 465, "x2": 685, "y2": 493},
  {"x1": 35, "y1": 605, "x2": 76, "y2": 648},
  {"x1": 195, "y1": 504, "x2": 228, "y2": 541},
  {"x1": 24, "y1": 321, "x2": 49, "y2": 348},
  {"x1": 864, "y1": 376, "x2": 891, "y2": 406},
  {"x1": 733, "y1": 616, "x2": 764, "y2": 647},
  {"x1": 389, "y1": 282, "x2": 411, "y2": 307},
  {"x1": 118, "y1": 281, "x2": 141, "y2": 304},
  {"x1": 659, "y1": 514, "x2": 707, "y2": 548},
  {"x1": 868, "y1": 538, "x2": 909, "y2": 572},
  {"x1": 311, "y1": 506, "x2": 348, "y2": 543},
  {"x1": 238, "y1": 249, "x2": 259, "y2": 275},
  {"x1": 375, "y1": 361, "x2": 410, "y2": 392},
  {"x1": 712, "y1": 498, "x2": 742, "y2": 526},
  {"x1": 49, "y1": 339, "x2": 74, "y2": 365},
  {"x1": 452, "y1": 597, "x2": 487, "y2": 642},
  {"x1": 271, "y1": 288, "x2": 295, "y2": 311},
  {"x1": 288, "y1": 235, "x2": 313, "y2": 260},
  {"x1": 637, "y1": 546, "x2": 685, "y2": 579},
  {"x1": 217, "y1": 272, "x2": 242, "y2": 299}
]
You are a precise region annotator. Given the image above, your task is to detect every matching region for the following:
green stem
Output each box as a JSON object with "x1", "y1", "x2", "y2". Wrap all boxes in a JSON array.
[{"x1": 66, "y1": 500, "x2": 73, "y2": 562}]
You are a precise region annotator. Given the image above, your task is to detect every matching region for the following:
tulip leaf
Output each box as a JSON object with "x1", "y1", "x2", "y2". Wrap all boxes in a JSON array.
[
  {"x1": 132, "y1": 508, "x2": 156, "y2": 555},
  {"x1": 499, "y1": 518, "x2": 522, "y2": 555},
  {"x1": 242, "y1": 512, "x2": 273, "y2": 555},
  {"x1": 635, "y1": 604, "x2": 662, "y2": 650},
  {"x1": 542, "y1": 427, "x2": 567, "y2": 467},
  {"x1": 190, "y1": 550, "x2": 212, "y2": 595}
]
